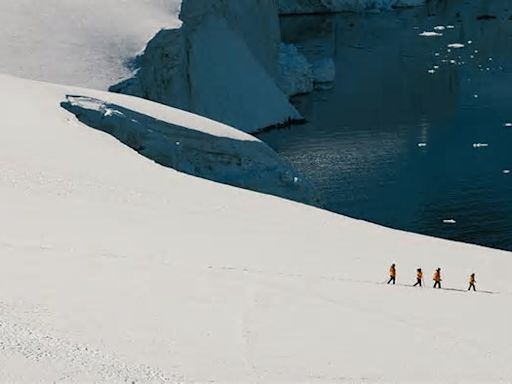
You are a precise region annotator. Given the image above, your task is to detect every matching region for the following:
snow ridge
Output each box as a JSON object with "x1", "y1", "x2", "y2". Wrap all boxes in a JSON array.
[{"x1": 61, "y1": 95, "x2": 319, "y2": 205}]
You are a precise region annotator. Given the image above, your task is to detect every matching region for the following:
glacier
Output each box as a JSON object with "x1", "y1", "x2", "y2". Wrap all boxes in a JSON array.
[{"x1": 0, "y1": 0, "x2": 425, "y2": 133}]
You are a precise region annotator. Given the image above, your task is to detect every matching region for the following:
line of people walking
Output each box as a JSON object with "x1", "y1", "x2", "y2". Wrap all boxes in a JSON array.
[{"x1": 387, "y1": 264, "x2": 477, "y2": 291}]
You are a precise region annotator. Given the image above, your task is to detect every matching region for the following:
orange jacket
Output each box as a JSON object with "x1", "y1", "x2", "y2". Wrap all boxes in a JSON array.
[
  {"x1": 389, "y1": 266, "x2": 396, "y2": 278},
  {"x1": 417, "y1": 271, "x2": 423, "y2": 279},
  {"x1": 433, "y1": 271, "x2": 441, "y2": 282}
]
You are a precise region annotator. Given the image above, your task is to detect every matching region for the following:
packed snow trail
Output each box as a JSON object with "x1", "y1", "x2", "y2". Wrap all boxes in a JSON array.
[{"x1": 1, "y1": 74, "x2": 512, "y2": 382}]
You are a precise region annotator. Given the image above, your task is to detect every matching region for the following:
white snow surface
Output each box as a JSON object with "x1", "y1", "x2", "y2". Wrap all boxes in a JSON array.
[
  {"x1": 0, "y1": 0, "x2": 182, "y2": 89},
  {"x1": 2, "y1": 74, "x2": 512, "y2": 383}
]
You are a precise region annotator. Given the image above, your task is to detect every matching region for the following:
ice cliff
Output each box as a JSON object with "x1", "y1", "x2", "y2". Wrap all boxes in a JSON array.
[
  {"x1": 111, "y1": 0, "x2": 304, "y2": 133},
  {"x1": 277, "y1": 0, "x2": 426, "y2": 14}
]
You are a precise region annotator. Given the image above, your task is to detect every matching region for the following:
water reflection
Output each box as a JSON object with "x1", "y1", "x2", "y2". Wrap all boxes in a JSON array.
[{"x1": 259, "y1": 1, "x2": 512, "y2": 251}]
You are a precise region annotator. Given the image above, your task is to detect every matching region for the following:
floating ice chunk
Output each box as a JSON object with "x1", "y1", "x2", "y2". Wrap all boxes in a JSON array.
[
  {"x1": 293, "y1": 176, "x2": 300, "y2": 183},
  {"x1": 446, "y1": 25, "x2": 455, "y2": 29},
  {"x1": 419, "y1": 31, "x2": 443, "y2": 37},
  {"x1": 504, "y1": 123, "x2": 512, "y2": 127},
  {"x1": 503, "y1": 170, "x2": 511, "y2": 174},
  {"x1": 418, "y1": 143, "x2": 427, "y2": 147},
  {"x1": 468, "y1": 40, "x2": 473, "y2": 44},
  {"x1": 443, "y1": 219, "x2": 457, "y2": 224},
  {"x1": 448, "y1": 43, "x2": 465, "y2": 49},
  {"x1": 434, "y1": 52, "x2": 440, "y2": 56},
  {"x1": 470, "y1": 55, "x2": 474, "y2": 59},
  {"x1": 428, "y1": 69, "x2": 435, "y2": 74},
  {"x1": 434, "y1": 26, "x2": 446, "y2": 31},
  {"x1": 474, "y1": 50, "x2": 479, "y2": 53},
  {"x1": 433, "y1": 65, "x2": 439, "y2": 69},
  {"x1": 489, "y1": 58, "x2": 493, "y2": 61},
  {"x1": 175, "y1": 141, "x2": 180, "y2": 145},
  {"x1": 450, "y1": 60, "x2": 457, "y2": 64},
  {"x1": 472, "y1": 143, "x2": 488, "y2": 148},
  {"x1": 447, "y1": 49, "x2": 452, "y2": 53},
  {"x1": 473, "y1": 94, "x2": 479, "y2": 98}
]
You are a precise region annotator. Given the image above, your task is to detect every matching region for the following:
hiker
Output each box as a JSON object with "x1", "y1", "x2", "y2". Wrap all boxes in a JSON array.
[
  {"x1": 433, "y1": 268, "x2": 442, "y2": 289},
  {"x1": 468, "y1": 273, "x2": 476, "y2": 291},
  {"x1": 387, "y1": 264, "x2": 396, "y2": 285},
  {"x1": 413, "y1": 268, "x2": 423, "y2": 287}
]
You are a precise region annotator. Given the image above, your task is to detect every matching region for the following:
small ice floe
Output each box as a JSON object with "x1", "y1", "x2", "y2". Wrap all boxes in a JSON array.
[
  {"x1": 428, "y1": 69, "x2": 436, "y2": 74},
  {"x1": 472, "y1": 143, "x2": 488, "y2": 148},
  {"x1": 418, "y1": 143, "x2": 427, "y2": 147},
  {"x1": 489, "y1": 57, "x2": 493, "y2": 61},
  {"x1": 434, "y1": 52, "x2": 440, "y2": 56},
  {"x1": 504, "y1": 122, "x2": 512, "y2": 127},
  {"x1": 433, "y1": 65, "x2": 439, "y2": 69},
  {"x1": 419, "y1": 31, "x2": 443, "y2": 37},
  {"x1": 443, "y1": 219, "x2": 457, "y2": 224},
  {"x1": 474, "y1": 49, "x2": 479, "y2": 54},
  {"x1": 450, "y1": 59, "x2": 457, "y2": 64},
  {"x1": 447, "y1": 49, "x2": 452, "y2": 53},
  {"x1": 467, "y1": 40, "x2": 473, "y2": 44},
  {"x1": 503, "y1": 170, "x2": 511, "y2": 174},
  {"x1": 473, "y1": 94, "x2": 479, "y2": 98},
  {"x1": 441, "y1": 59, "x2": 448, "y2": 63},
  {"x1": 434, "y1": 25, "x2": 446, "y2": 31},
  {"x1": 448, "y1": 43, "x2": 465, "y2": 49},
  {"x1": 446, "y1": 25, "x2": 455, "y2": 29},
  {"x1": 470, "y1": 55, "x2": 475, "y2": 59},
  {"x1": 293, "y1": 176, "x2": 300, "y2": 183},
  {"x1": 175, "y1": 141, "x2": 181, "y2": 146}
]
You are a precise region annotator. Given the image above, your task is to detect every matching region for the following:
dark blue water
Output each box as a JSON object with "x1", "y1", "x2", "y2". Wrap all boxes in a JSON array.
[{"x1": 258, "y1": 1, "x2": 512, "y2": 251}]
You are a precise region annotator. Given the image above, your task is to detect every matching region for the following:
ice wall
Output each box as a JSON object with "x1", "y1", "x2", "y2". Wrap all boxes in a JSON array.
[
  {"x1": 277, "y1": 0, "x2": 426, "y2": 14},
  {"x1": 111, "y1": 0, "x2": 303, "y2": 133}
]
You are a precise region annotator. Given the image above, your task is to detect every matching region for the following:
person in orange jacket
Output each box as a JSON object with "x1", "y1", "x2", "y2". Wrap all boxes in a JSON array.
[
  {"x1": 413, "y1": 268, "x2": 423, "y2": 287},
  {"x1": 433, "y1": 268, "x2": 442, "y2": 289},
  {"x1": 468, "y1": 273, "x2": 476, "y2": 291},
  {"x1": 387, "y1": 264, "x2": 396, "y2": 285}
]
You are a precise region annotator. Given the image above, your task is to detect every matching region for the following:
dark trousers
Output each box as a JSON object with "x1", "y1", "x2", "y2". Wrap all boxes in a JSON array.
[
  {"x1": 413, "y1": 278, "x2": 422, "y2": 287},
  {"x1": 433, "y1": 281, "x2": 441, "y2": 289},
  {"x1": 387, "y1": 276, "x2": 395, "y2": 285},
  {"x1": 468, "y1": 283, "x2": 476, "y2": 291}
]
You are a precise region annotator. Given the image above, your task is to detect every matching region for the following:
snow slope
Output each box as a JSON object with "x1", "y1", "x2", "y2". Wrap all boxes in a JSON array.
[
  {"x1": 1, "y1": 74, "x2": 512, "y2": 383},
  {"x1": 0, "y1": 0, "x2": 182, "y2": 89}
]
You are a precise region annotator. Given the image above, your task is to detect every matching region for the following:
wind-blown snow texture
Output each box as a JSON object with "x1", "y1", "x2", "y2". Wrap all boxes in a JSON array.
[{"x1": 2, "y1": 74, "x2": 512, "y2": 383}]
